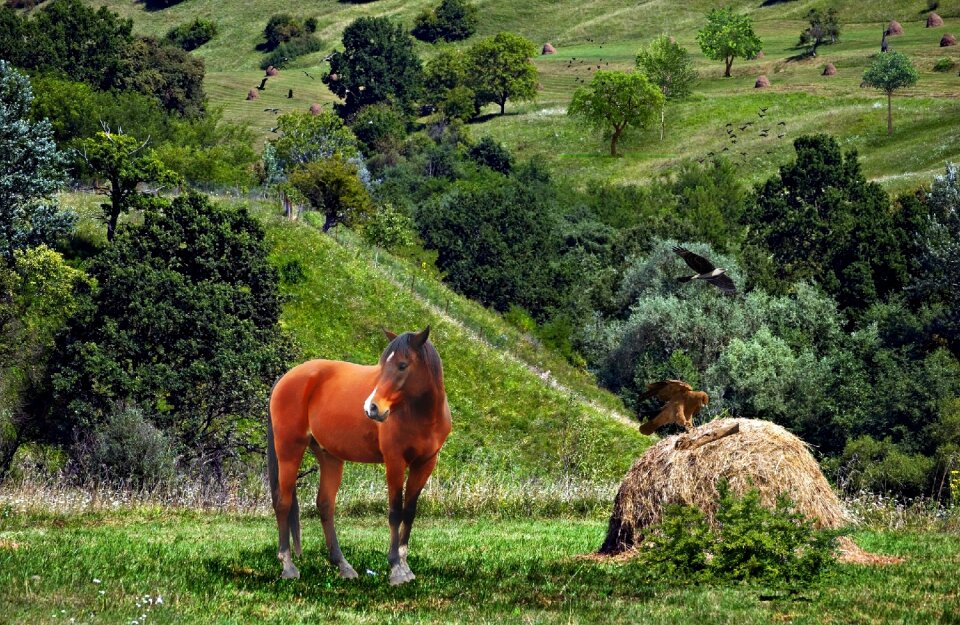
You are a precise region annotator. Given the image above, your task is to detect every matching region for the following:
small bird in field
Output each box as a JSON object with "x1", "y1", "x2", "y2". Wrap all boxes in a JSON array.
[
  {"x1": 673, "y1": 246, "x2": 736, "y2": 294},
  {"x1": 637, "y1": 380, "x2": 708, "y2": 434},
  {"x1": 258, "y1": 77, "x2": 268, "y2": 90}
]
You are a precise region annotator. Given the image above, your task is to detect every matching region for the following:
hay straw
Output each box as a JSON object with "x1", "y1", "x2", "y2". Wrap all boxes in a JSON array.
[{"x1": 600, "y1": 418, "x2": 850, "y2": 555}]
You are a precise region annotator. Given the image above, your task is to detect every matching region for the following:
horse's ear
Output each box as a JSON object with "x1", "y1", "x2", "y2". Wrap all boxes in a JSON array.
[
  {"x1": 383, "y1": 328, "x2": 398, "y2": 342},
  {"x1": 410, "y1": 325, "x2": 431, "y2": 349}
]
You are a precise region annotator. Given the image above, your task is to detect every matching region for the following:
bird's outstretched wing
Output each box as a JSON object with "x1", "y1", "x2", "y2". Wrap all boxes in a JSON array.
[
  {"x1": 705, "y1": 273, "x2": 737, "y2": 294},
  {"x1": 639, "y1": 379, "x2": 693, "y2": 403},
  {"x1": 673, "y1": 246, "x2": 716, "y2": 274}
]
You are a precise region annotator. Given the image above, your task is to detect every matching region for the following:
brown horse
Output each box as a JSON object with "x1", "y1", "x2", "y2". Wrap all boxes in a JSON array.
[{"x1": 267, "y1": 327, "x2": 451, "y2": 585}]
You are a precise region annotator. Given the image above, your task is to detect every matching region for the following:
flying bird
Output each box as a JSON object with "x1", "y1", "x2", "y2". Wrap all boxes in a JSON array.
[
  {"x1": 637, "y1": 380, "x2": 709, "y2": 434},
  {"x1": 673, "y1": 246, "x2": 736, "y2": 294},
  {"x1": 258, "y1": 77, "x2": 268, "y2": 90}
]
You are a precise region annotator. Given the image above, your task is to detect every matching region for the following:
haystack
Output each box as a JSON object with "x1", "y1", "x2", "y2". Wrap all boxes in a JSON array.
[
  {"x1": 266, "y1": 66, "x2": 279, "y2": 77},
  {"x1": 887, "y1": 20, "x2": 903, "y2": 36},
  {"x1": 542, "y1": 42, "x2": 556, "y2": 55},
  {"x1": 600, "y1": 418, "x2": 849, "y2": 555},
  {"x1": 309, "y1": 103, "x2": 323, "y2": 115},
  {"x1": 927, "y1": 13, "x2": 944, "y2": 28},
  {"x1": 822, "y1": 63, "x2": 837, "y2": 76},
  {"x1": 246, "y1": 88, "x2": 259, "y2": 101},
  {"x1": 755, "y1": 75, "x2": 770, "y2": 88},
  {"x1": 328, "y1": 73, "x2": 339, "y2": 82},
  {"x1": 752, "y1": 50, "x2": 765, "y2": 60},
  {"x1": 941, "y1": 33, "x2": 957, "y2": 46}
]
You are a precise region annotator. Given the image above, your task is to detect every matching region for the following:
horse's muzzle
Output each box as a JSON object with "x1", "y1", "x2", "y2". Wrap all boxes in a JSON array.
[{"x1": 365, "y1": 405, "x2": 389, "y2": 422}]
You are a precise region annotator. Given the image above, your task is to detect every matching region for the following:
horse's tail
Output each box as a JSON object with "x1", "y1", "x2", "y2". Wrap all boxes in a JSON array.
[{"x1": 267, "y1": 385, "x2": 301, "y2": 555}]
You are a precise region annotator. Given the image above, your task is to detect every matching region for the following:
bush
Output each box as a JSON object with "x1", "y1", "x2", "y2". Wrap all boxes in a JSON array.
[
  {"x1": 933, "y1": 57, "x2": 955, "y2": 73},
  {"x1": 290, "y1": 157, "x2": 374, "y2": 231},
  {"x1": 263, "y1": 14, "x2": 305, "y2": 50},
  {"x1": 839, "y1": 436, "x2": 935, "y2": 498},
  {"x1": 468, "y1": 136, "x2": 513, "y2": 174},
  {"x1": 361, "y1": 203, "x2": 417, "y2": 251},
  {"x1": 412, "y1": 0, "x2": 478, "y2": 43},
  {"x1": 73, "y1": 403, "x2": 176, "y2": 485},
  {"x1": 440, "y1": 84, "x2": 479, "y2": 122},
  {"x1": 260, "y1": 34, "x2": 323, "y2": 70},
  {"x1": 350, "y1": 103, "x2": 408, "y2": 155},
  {"x1": 166, "y1": 17, "x2": 218, "y2": 51},
  {"x1": 638, "y1": 481, "x2": 841, "y2": 589}
]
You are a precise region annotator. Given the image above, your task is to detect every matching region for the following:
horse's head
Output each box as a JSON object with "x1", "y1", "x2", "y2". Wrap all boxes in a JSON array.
[{"x1": 363, "y1": 326, "x2": 442, "y2": 422}]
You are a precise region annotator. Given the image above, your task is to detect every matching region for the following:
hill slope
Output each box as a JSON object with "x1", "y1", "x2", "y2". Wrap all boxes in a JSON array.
[{"x1": 261, "y1": 206, "x2": 645, "y2": 484}]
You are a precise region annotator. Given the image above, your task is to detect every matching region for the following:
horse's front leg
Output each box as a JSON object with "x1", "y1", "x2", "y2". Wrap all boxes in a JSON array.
[{"x1": 387, "y1": 455, "x2": 438, "y2": 585}]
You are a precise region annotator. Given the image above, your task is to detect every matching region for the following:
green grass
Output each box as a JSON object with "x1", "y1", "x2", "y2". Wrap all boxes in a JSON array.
[
  {"x1": 79, "y1": 0, "x2": 960, "y2": 192},
  {"x1": 259, "y1": 203, "x2": 644, "y2": 484},
  {"x1": 2, "y1": 506, "x2": 959, "y2": 624}
]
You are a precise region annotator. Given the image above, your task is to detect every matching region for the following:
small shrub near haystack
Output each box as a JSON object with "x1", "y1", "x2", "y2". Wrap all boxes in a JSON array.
[
  {"x1": 933, "y1": 57, "x2": 955, "y2": 72},
  {"x1": 600, "y1": 418, "x2": 848, "y2": 555}
]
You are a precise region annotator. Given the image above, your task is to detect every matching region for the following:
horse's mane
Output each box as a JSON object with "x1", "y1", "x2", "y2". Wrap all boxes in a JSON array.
[{"x1": 382, "y1": 332, "x2": 444, "y2": 384}]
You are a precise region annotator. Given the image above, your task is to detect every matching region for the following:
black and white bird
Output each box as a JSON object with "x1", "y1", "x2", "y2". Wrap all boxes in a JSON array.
[{"x1": 673, "y1": 246, "x2": 736, "y2": 294}]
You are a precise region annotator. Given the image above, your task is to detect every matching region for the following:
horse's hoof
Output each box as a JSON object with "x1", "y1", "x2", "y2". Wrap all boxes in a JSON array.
[
  {"x1": 339, "y1": 562, "x2": 359, "y2": 579},
  {"x1": 389, "y1": 563, "x2": 415, "y2": 585},
  {"x1": 281, "y1": 565, "x2": 301, "y2": 579}
]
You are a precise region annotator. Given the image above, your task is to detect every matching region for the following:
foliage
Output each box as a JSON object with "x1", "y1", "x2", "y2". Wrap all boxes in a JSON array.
[
  {"x1": 635, "y1": 35, "x2": 698, "y2": 140},
  {"x1": 467, "y1": 136, "x2": 514, "y2": 174},
  {"x1": 744, "y1": 134, "x2": 904, "y2": 313},
  {"x1": 639, "y1": 483, "x2": 840, "y2": 589},
  {"x1": 166, "y1": 17, "x2": 218, "y2": 51},
  {"x1": 350, "y1": 104, "x2": 408, "y2": 156},
  {"x1": 119, "y1": 36, "x2": 206, "y2": 118},
  {"x1": 262, "y1": 14, "x2": 313, "y2": 50},
  {"x1": 465, "y1": 32, "x2": 538, "y2": 115},
  {"x1": 412, "y1": 0, "x2": 478, "y2": 43},
  {"x1": 360, "y1": 203, "x2": 417, "y2": 251},
  {"x1": 324, "y1": 17, "x2": 423, "y2": 117},
  {"x1": 696, "y1": 7, "x2": 762, "y2": 78},
  {"x1": 73, "y1": 130, "x2": 182, "y2": 241},
  {"x1": 289, "y1": 157, "x2": 374, "y2": 231},
  {"x1": 46, "y1": 193, "x2": 296, "y2": 475},
  {"x1": 839, "y1": 436, "x2": 936, "y2": 498},
  {"x1": 862, "y1": 51, "x2": 919, "y2": 135},
  {"x1": 568, "y1": 70, "x2": 663, "y2": 156},
  {"x1": 260, "y1": 35, "x2": 324, "y2": 70},
  {"x1": 799, "y1": 8, "x2": 841, "y2": 55},
  {"x1": 152, "y1": 110, "x2": 258, "y2": 188},
  {"x1": 933, "y1": 57, "x2": 955, "y2": 73},
  {"x1": 264, "y1": 110, "x2": 361, "y2": 175},
  {"x1": 0, "y1": 61, "x2": 74, "y2": 263}
]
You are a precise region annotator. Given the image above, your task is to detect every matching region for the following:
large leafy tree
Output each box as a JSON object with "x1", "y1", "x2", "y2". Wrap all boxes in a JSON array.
[
  {"x1": 46, "y1": 193, "x2": 296, "y2": 475},
  {"x1": 0, "y1": 61, "x2": 74, "y2": 264},
  {"x1": 863, "y1": 51, "x2": 919, "y2": 135},
  {"x1": 568, "y1": 70, "x2": 664, "y2": 156},
  {"x1": 119, "y1": 36, "x2": 207, "y2": 118},
  {"x1": 412, "y1": 0, "x2": 478, "y2": 43},
  {"x1": 744, "y1": 134, "x2": 905, "y2": 313},
  {"x1": 74, "y1": 130, "x2": 181, "y2": 242},
  {"x1": 466, "y1": 32, "x2": 538, "y2": 115},
  {"x1": 264, "y1": 110, "x2": 361, "y2": 176},
  {"x1": 289, "y1": 157, "x2": 374, "y2": 232},
  {"x1": 323, "y1": 17, "x2": 423, "y2": 117},
  {"x1": 696, "y1": 7, "x2": 762, "y2": 78},
  {"x1": 799, "y1": 8, "x2": 841, "y2": 56},
  {"x1": 636, "y1": 35, "x2": 698, "y2": 140}
]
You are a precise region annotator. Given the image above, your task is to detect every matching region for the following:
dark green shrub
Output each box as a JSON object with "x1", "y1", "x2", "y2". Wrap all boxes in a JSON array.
[
  {"x1": 260, "y1": 34, "x2": 323, "y2": 69},
  {"x1": 263, "y1": 14, "x2": 304, "y2": 50},
  {"x1": 166, "y1": 17, "x2": 218, "y2": 51},
  {"x1": 933, "y1": 57, "x2": 955, "y2": 73},
  {"x1": 839, "y1": 436, "x2": 935, "y2": 497},
  {"x1": 143, "y1": 0, "x2": 185, "y2": 9},
  {"x1": 468, "y1": 136, "x2": 513, "y2": 174},
  {"x1": 412, "y1": 0, "x2": 477, "y2": 43},
  {"x1": 350, "y1": 103, "x2": 408, "y2": 154},
  {"x1": 73, "y1": 403, "x2": 176, "y2": 485},
  {"x1": 440, "y1": 84, "x2": 479, "y2": 122}
]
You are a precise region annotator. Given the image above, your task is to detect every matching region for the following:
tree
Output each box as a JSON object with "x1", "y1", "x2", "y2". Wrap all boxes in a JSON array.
[
  {"x1": 636, "y1": 35, "x2": 698, "y2": 140},
  {"x1": 745, "y1": 134, "x2": 905, "y2": 312},
  {"x1": 863, "y1": 51, "x2": 919, "y2": 136},
  {"x1": 696, "y1": 7, "x2": 762, "y2": 78},
  {"x1": 0, "y1": 61, "x2": 74, "y2": 264},
  {"x1": 46, "y1": 193, "x2": 296, "y2": 476},
  {"x1": 289, "y1": 158, "x2": 374, "y2": 231},
  {"x1": 466, "y1": 32, "x2": 538, "y2": 115},
  {"x1": 165, "y1": 17, "x2": 218, "y2": 51},
  {"x1": 568, "y1": 70, "x2": 664, "y2": 156},
  {"x1": 323, "y1": 17, "x2": 423, "y2": 117},
  {"x1": 263, "y1": 14, "x2": 307, "y2": 50},
  {"x1": 424, "y1": 48, "x2": 478, "y2": 121},
  {"x1": 263, "y1": 110, "x2": 361, "y2": 177},
  {"x1": 412, "y1": 0, "x2": 478, "y2": 43},
  {"x1": 119, "y1": 36, "x2": 207, "y2": 118},
  {"x1": 799, "y1": 8, "x2": 840, "y2": 56},
  {"x1": 74, "y1": 130, "x2": 181, "y2": 242}
]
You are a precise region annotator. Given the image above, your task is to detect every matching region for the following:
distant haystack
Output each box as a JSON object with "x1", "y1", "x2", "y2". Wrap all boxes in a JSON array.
[
  {"x1": 823, "y1": 63, "x2": 837, "y2": 76},
  {"x1": 246, "y1": 88, "x2": 259, "y2": 100},
  {"x1": 309, "y1": 103, "x2": 323, "y2": 115},
  {"x1": 752, "y1": 50, "x2": 765, "y2": 60},
  {"x1": 941, "y1": 33, "x2": 957, "y2": 46},
  {"x1": 328, "y1": 73, "x2": 339, "y2": 82},
  {"x1": 266, "y1": 66, "x2": 279, "y2": 77},
  {"x1": 755, "y1": 75, "x2": 770, "y2": 88},
  {"x1": 542, "y1": 42, "x2": 556, "y2": 55},
  {"x1": 887, "y1": 20, "x2": 904, "y2": 36},
  {"x1": 927, "y1": 13, "x2": 944, "y2": 28},
  {"x1": 599, "y1": 418, "x2": 849, "y2": 555}
]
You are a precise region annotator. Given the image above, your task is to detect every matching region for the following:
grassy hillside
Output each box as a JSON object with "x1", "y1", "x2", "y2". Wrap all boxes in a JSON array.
[
  {"x1": 85, "y1": 0, "x2": 960, "y2": 192},
  {"x1": 261, "y1": 205, "x2": 645, "y2": 484}
]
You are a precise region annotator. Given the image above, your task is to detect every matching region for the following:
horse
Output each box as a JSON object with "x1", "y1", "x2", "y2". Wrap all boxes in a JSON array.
[{"x1": 266, "y1": 326, "x2": 451, "y2": 585}]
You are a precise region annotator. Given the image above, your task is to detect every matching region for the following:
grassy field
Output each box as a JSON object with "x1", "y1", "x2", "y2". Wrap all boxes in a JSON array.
[
  {"x1": 80, "y1": 0, "x2": 960, "y2": 193},
  {"x1": 2, "y1": 504, "x2": 959, "y2": 624}
]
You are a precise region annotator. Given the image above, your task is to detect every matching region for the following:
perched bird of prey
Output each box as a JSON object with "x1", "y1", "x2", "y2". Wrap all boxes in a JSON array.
[
  {"x1": 637, "y1": 380, "x2": 709, "y2": 434},
  {"x1": 673, "y1": 246, "x2": 736, "y2": 294}
]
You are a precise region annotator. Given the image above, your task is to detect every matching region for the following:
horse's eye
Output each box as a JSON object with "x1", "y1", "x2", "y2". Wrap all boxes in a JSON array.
[{"x1": 397, "y1": 362, "x2": 408, "y2": 371}]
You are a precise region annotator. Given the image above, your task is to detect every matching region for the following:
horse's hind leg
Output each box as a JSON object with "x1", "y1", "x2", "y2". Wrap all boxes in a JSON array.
[
  {"x1": 272, "y1": 421, "x2": 308, "y2": 579},
  {"x1": 310, "y1": 440, "x2": 358, "y2": 579}
]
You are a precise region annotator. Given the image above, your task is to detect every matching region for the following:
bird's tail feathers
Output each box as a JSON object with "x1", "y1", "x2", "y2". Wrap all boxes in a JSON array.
[{"x1": 676, "y1": 275, "x2": 694, "y2": 283}]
